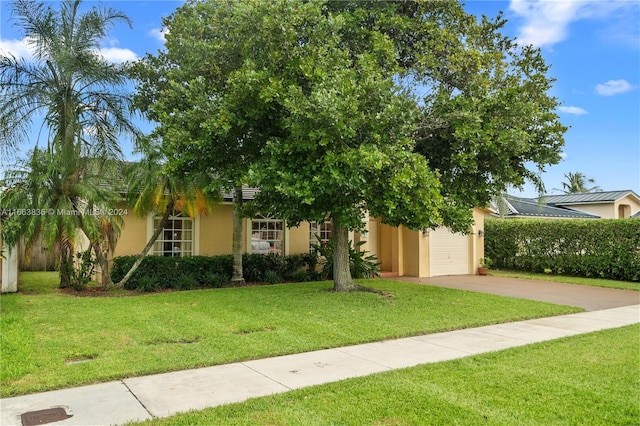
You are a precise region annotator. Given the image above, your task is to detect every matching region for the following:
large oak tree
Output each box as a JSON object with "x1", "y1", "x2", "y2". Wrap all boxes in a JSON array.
[{"x1": 133, "y1": 0, "x2": 566, "y2": 291}]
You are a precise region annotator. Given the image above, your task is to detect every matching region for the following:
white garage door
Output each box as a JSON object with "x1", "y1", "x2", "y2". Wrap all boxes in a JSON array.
[{"x1": 429, "y1": 227, "x2": 470, "y2": 276}]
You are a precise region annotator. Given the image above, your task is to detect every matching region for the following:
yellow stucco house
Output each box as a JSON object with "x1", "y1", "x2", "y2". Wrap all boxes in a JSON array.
[
  {"x1": 110, "y1": 189, "x2": 488, "y2": 279},
  {"x1": 1, "y1": 190, "x2": 488, "y2": 292}
]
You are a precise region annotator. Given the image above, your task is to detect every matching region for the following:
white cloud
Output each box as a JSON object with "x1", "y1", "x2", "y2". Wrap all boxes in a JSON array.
[
  {"x1": 0, "y1": 37, "x2": 34, "y2": 61},
  {"x1": 1, "y1": 37, "x2": 136, "y2": 64},
  {"x1": 558, "y1": 106, "x2": 588, "y2": 115},
  {"x1": 595, "y1": 79, "x2": 636, "y2": 96},
  {"x1": 509, "y1": 0, "x2": 581, "y2": 47},
  {"x1": 508, "y1": 0, "x2": 639, "y2": 48},
  {"x1": 98, "y1": 47, "x2": 138, "y2": 63},
  {"x1": 149, "y1": 28, "x2": 169, "y2": 43}
]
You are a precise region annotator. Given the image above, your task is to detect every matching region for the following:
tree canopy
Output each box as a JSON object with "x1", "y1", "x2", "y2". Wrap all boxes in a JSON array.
[
  {"x1": 556, "y1": 172, "x2": 602, "y2": 194},
  {"x1": 132, "y1": 0, "x2": 566, "y2": 291}
]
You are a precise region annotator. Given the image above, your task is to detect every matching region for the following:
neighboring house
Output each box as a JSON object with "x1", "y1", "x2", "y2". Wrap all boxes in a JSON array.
[
  {"x1": 110, "y1": 188, "x2": 489, "y2": 279},
  {"x1": 493, "y1": 190, "x2": 640, "y2": 219}
]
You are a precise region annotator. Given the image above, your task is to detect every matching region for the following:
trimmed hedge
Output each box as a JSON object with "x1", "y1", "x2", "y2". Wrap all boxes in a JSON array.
[
  {"x1": 111, "y1": 253, "x2": 320, "y2": 291},
  {"x1": 485, "y1": 218, "x2": 640, "y2": 281}
]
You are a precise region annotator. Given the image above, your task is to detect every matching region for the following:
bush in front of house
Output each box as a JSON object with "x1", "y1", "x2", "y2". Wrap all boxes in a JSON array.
[
  {"x1": 485, "y1": 218, "x2": 640, "y2": 281},
  {"x1": 111, "y1": 253, "x2": 320, "y2": 291}
]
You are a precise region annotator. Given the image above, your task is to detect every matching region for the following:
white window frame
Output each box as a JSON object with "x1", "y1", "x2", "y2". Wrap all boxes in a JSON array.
[
  {"x1": 147, "y1": 211, "x2": 199, "y2": 257},
  {"x1": 309, "y1": 219, "x2": 332, "y2": 253},
  {"x1": 250, "y1": 215, "x2": 284, "y2": 255}
]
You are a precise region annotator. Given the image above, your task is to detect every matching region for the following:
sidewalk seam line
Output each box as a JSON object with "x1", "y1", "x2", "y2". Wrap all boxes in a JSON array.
[
  {"x1": 239, "y1": 363, "x2": 294, "y2": 391},
  {"x1": 121, "y1": 380, "x2": 154, "y2": 420}
]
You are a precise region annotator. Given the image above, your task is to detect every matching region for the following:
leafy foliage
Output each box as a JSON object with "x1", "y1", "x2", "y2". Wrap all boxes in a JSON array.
[
  {"x1": 111, "y1": 253, "x2": 320, "y2": 291},
  {"x1": 130, "y1": 0, "x2": 566, "y2": 291},
  {"x1": 0, "y1": 0, "x2": 138, "y2": 287},
  {"x1": 68, "y1": 249, "x2": 97, "y2": 291},
  {"x1": 556, "y1": 172, "x2": 601, "y2": 194},
  {"x1": 311, "y1": 236, "x2": 381, "y2": 280},
  {"x1": 485, "y1": 218, "x2": 640, "y2": 281}
]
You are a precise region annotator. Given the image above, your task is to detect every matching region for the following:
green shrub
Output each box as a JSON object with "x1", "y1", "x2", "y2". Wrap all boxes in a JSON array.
[
  {"x1": 111, "y1": 252, "x2": 322, "y2": 291},
  {"x1": 485, "y1": 218, "x2": 640, "y2": 281},
  {"x1": 264, "y1": 270, "x2": 282, "y2": 284},
  {"x1": 137, "y1": 275, "x2": 159, "y2": 292},
  {"x1": 177, "y1": 275, "x2": 197, "y2": 291},
  {"x1": 69, "y1": 249, "x2": 97, "y2": 291},
  {"x1": 291, "y1": 270, "x2": 310, "y2": 282},
  {"x1": 311, "y1": 236, "x2": 381, "y2": 280},
  {"x1": 204, "y1": 273, "x2": 230, "y2": 288}
]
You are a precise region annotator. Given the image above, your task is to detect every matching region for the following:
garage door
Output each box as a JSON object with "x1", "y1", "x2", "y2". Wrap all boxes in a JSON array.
[{"x1": 429, "y1": 227, "x2": 470, "y2": 276}]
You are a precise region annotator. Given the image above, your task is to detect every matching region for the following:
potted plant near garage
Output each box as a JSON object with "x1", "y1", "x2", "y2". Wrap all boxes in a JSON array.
[{"x1": 478, "y1": 257, "x2": 492, "y2": 275}]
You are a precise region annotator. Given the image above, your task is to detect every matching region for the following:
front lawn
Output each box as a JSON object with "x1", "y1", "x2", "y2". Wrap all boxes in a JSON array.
[
  {"x1": 490, "y1": 269, "x2": 640, "y2": 291},
  {"x1": 133, "y1": 324, "x2": 640, "y2": 425},
  {"x1": 0, "y1": 272, "x2": 582, "y2": 397}
]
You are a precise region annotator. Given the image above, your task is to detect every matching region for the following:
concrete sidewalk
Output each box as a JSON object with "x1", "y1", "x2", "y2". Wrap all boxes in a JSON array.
[{"x1": 1, "y1": 304, "x2": 638, "y2": 426}]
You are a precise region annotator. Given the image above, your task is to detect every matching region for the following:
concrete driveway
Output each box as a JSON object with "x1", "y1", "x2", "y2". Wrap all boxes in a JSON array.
[{"x1": 392, "y1": 275, "x2": 640, "y2": 311}]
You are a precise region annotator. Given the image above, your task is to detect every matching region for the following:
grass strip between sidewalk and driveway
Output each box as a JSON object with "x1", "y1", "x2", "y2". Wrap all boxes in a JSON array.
[
  {"x1": 489, "y1": 269, "x2": 640, "y2": 291},
  {"x1": 1, "y1": 272, "x2": 582, "y2": 397},
  {"x1": 130, "y1": 324, "x2": 640, "y2": 426}
]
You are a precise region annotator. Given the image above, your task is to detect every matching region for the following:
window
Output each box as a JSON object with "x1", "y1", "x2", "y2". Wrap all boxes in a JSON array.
[
  {"x1": 310, "y1": 219, "x2": 332, "y2": 253},
  {"x1": 152, "y1": 211, "x2": 193, "y2": 257},
  {"x1": 251, "y1": 215, "x2": 283, "y2": 255}
]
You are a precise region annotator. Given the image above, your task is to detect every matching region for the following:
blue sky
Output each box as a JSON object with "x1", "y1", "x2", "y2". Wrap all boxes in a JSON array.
[{"x1": 1, "y1": 0, "x2": 638, "y2": 197}]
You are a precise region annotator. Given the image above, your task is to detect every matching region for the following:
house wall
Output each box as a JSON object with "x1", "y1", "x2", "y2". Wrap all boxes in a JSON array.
[
  {"x1": 199, "y1": 204, "x2": 234, "y2": 255},
  {"x1": 111, "y1": 212, "x2": 148, "y2": 257},
  {"x1": 566, "y1": 203, "x2": 615, "y2": 219},
  {"x1": 473, "y1": 207, "x2": 486, "y2": 265},
  {"x1": 107, "y1": 206, "x2": 486, "y2": 278},
  {"x1": 616, "y1": 195, "x2": 640, "y2": 218},
  {"x1": 288, "y1": 222, "x2": 311, "y2": 255},
  {"x1": 112, "y1": 205, "x2": 316, "y2": 260},
  {"x1": 401, "y1": 226, "x2": 423, "y2": 277},
  {"x1": 377, "y1": 224, "x2": 398, "y2": 274},
  {"x1": 558, "y1": 195, "x2": 640, "y2": 219},
  {"x1": 374, "y1": 207, "x2": 486, "y2": 278}
]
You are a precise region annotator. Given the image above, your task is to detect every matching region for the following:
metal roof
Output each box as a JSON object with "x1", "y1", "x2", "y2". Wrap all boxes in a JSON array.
[
  {"x1": 539, "y1": 190, "x2": 640, "y2": 206},
  {"x1": 500, "y1": 197, "x2": 599, "y2": 219}
]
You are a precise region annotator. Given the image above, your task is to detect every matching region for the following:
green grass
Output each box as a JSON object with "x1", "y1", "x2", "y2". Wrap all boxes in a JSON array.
[
  {"x1": 0, "y1": 272, "x2": 582, "y2": 397},
  {"x1": 131, "y1": 324, "x2": 640, "y2": 426},
  {"x1": 490, "y1": 269, "x2": 640, "y2": 291}
]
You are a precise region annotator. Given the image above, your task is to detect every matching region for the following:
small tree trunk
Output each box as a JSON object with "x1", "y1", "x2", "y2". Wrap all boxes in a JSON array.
[
  {"x1": 57, "y1": 238, "x2": 74, "y2": 288},
  {"x1": 231, "y1": 186, "x2": 245, "y2": 284},
  {"x1": 91, "y1": 240, "x2": 112, "y2": 288},
  {"x1": 115, "y1": 200, "x2": 174, "y2": 288},
  {"x1": 332, "y1": 220, "x2": 358, "y2": 292}
]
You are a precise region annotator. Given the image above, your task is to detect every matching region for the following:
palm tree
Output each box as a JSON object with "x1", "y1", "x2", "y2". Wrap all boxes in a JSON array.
[
  {"x1": 1, "y1": 148, "x2": 123, "y2": 288},
  {"x1": 114, "y1": 144, "x2": 219, "y2": 288},
  {"x1": 0, "y1": 0, "x2": 139, "y2": 287},
  {"x1": 558, "y1": 172, "x2": 601, "y2": 194}
]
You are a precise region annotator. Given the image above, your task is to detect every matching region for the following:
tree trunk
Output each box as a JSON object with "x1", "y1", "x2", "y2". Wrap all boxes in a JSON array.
[
  {"x1": 231, "y1": 186, "x2": 245, "y2": 284},
  {"x1": 58, "y1": 243, "x2": 73, "y2": 289},
  {"x1": 91, "y1": 240, "x2": 112, "y2": 288},
  {"x1": 114, "y1": 200, "x2": 174, "y2": 288},
  {"x1": 332, "y1": 220, "x2": 358, "y2": 292}
]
